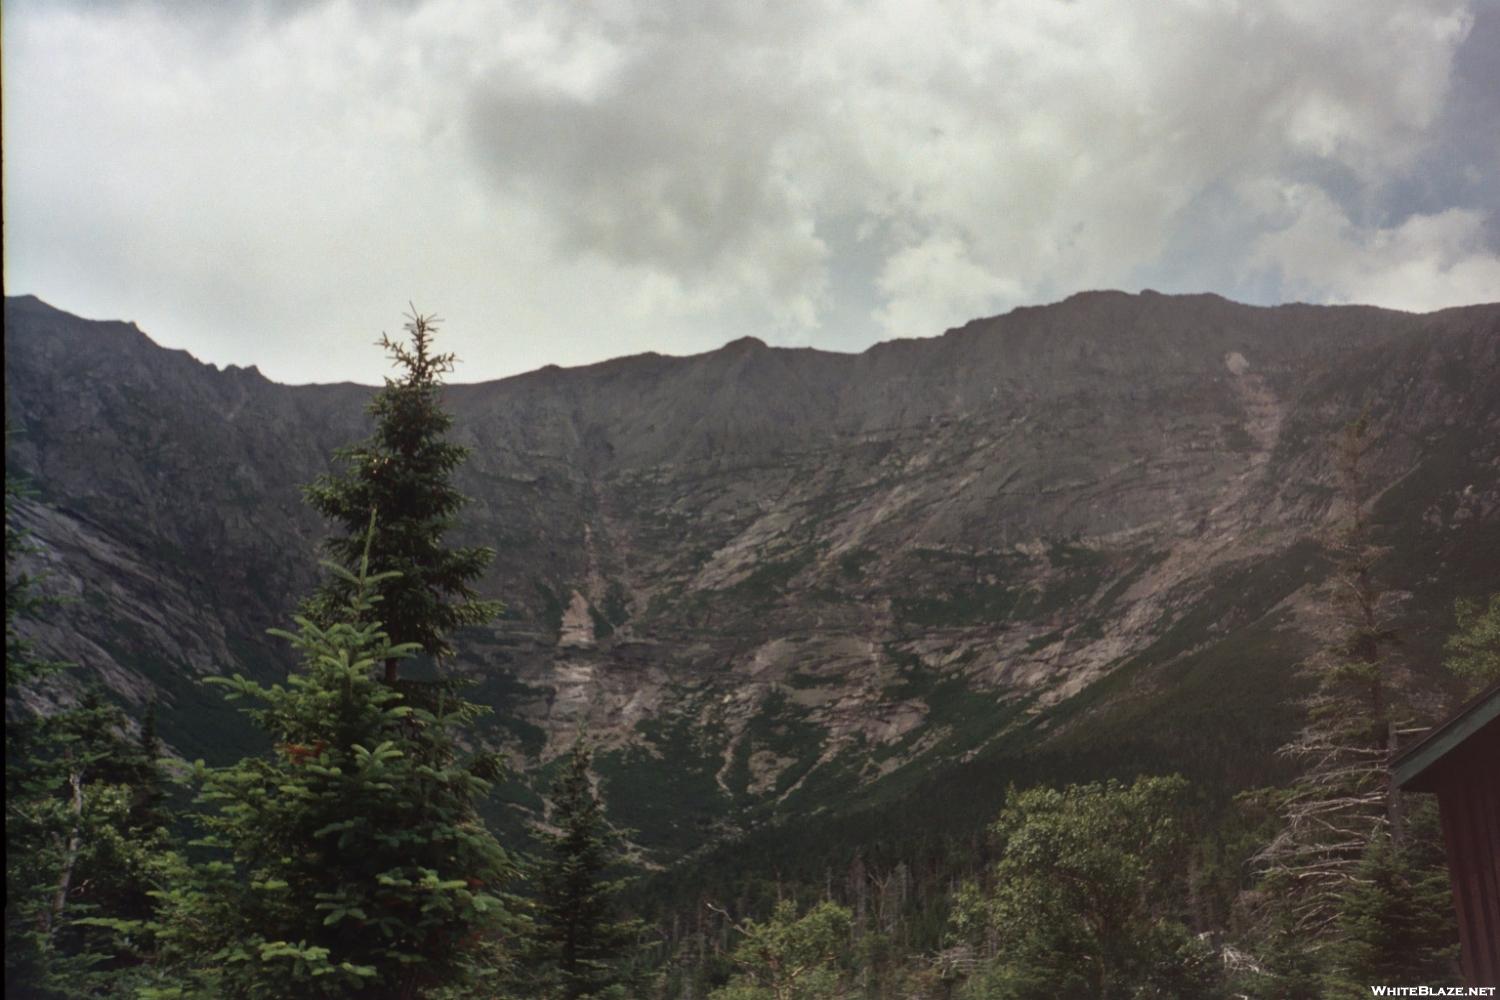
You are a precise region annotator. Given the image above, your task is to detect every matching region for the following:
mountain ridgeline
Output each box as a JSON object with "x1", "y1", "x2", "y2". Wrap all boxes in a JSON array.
[{"x1": 5, "y1": 291, "x2": 1498, "y2": 862}]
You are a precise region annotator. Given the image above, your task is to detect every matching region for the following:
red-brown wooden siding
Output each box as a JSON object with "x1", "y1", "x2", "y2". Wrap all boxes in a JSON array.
[{"x1": 1430, "y1": 721, "x2": 1500, "y2": 987}]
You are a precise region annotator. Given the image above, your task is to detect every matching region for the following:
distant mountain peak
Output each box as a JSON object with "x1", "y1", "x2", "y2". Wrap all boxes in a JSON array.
[{"x1": 720, "y1": 335, "x2": 769, "y2": 352}]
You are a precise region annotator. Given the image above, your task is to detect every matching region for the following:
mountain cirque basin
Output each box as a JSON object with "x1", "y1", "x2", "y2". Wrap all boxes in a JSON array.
[{"x1": 5, "y1": 291, "x2": 1498, "y2": 859}]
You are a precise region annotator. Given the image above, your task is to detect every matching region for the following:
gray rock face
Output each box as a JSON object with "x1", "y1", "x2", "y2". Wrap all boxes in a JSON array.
[{"x1": 6, "y1": 291, "x2": 1498, "y2": 851}]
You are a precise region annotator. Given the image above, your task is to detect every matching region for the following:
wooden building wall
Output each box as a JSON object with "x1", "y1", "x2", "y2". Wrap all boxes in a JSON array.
[{"x1": 1427, "y1": 720, "x2": 1500, "y2": 987}]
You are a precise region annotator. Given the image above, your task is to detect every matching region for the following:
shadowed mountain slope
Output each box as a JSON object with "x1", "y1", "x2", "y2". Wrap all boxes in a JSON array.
[{"x1": 6, "y1": 291, "x2": 1498, "y2": 857}]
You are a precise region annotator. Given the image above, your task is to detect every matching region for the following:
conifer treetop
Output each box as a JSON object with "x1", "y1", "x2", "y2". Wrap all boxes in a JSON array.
[{"x1": 303, "y1": 311, "x2": 501, "y2": 679}]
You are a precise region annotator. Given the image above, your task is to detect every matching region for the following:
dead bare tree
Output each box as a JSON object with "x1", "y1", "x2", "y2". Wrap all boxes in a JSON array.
[{"x1": 1254, "y1": 415, "x2": 1404, "y2": 939}]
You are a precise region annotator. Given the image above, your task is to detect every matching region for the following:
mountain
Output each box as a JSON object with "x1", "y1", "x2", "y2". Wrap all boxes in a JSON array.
[{"x1": 5, "y1": 291, "x2": 1498, "y2": 862}]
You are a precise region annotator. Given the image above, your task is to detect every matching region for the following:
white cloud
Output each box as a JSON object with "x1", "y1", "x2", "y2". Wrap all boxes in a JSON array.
[
  {"x1": 1247, "y1": 183, "x2": 1500, "y2": 312},
  {"x1": 2, "y1": 0, "x2": 1494, "y2": 383},
  {"x1": 454, "y1": 0, "x2": 1495, "y2": 337},
  {"x1": 875, "y1": 235, "x2": 1022, "y2": 339}
]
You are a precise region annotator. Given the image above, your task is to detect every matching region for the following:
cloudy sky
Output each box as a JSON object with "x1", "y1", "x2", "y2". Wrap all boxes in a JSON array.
[{"x1": 4, "y1": 0, "x2": 1498, "y2": 385}]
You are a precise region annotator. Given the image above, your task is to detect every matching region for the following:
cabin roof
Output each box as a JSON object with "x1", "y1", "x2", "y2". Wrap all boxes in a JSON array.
[{"x1": 1392, "y1": 679, "x2": 1500, "y2": 793}]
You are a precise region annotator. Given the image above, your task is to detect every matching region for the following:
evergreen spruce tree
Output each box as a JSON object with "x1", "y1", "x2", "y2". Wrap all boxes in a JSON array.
[
  {"x1": 5, "y1": 472, "x2": 176, "y2": 996},
  {"x1": 130, "y1": 700, "x2": 172, "y2": 834},
  {"x1": 1445, "y1": 593, "x2": 1499, "y2": 693},
  {"x1": 531, "y1": 735, "x2": 641, "y2": 1000},
  {"x1": 1321, "y1": 807, "x2": 1457, "y2": 993},
  {"x1": 1240, "y1": 904, "x2": 1322, "y2": 1000},
  {"x1": 161, "y1": 538, "x2": 521, "y2": 998},
  {"x1": 304, "y1": 311, "x2": 500, "y2": 682},
  {"x1": 39, "y1": 689, "x2": 178, "y2": 990}
]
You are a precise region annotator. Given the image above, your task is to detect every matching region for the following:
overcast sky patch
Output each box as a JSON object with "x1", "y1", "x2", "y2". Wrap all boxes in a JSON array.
[{"x1": 3, "y1": 0, "x2": 1496, "y2": 384}]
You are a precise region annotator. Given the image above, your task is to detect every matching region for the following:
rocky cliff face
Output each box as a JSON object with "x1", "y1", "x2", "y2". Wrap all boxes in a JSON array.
[{"x1": 6, "y1": 292, "x2": 1498, "y2": 855}]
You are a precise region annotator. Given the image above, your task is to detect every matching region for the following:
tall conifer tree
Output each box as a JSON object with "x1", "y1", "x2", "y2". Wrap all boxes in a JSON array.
[
  {"x1": 304, "y1": 312, "x2": 500, "y2": 681},
  {"x1": 1252, "y1": 417, "x2": 1457, "y2": 989},
  {"x1": 161, "y1": 541, "x2": 520, "y2": 998},
  {"x1": 1255, "y1": 418, "x2": 1400, "y2": 940},
  {"x1": 531, "y1": 736, "x2": 639, "y2": 999}
]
